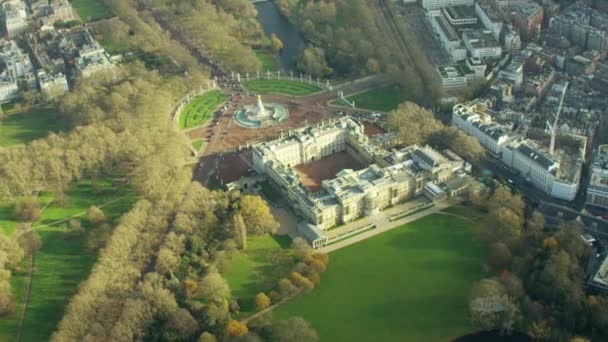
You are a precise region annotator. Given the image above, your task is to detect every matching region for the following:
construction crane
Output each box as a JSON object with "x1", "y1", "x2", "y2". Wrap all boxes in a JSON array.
[{"x1": 546, "y1": 82, "x2": 569, "y2": 156}]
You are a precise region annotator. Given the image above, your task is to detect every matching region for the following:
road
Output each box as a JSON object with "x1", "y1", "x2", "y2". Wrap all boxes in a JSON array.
[
  {"x1": 136, "y1": 3, "x2": 225, "y2": 78},
  {"x1": 192, "y1": 74, "x2": 392, "y2": 187}
]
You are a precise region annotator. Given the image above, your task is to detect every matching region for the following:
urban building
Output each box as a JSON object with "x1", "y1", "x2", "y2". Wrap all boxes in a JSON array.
[
  {"x1": 422, "y1": 0, "x2": 474, "y2": 10},
  {"x1": 452, "y1": 101, "x2": 516, "y2": 156},
  {"x1": 429, "y1": 12, "x2": 467, "y2": 61},
  {"x1": 566, "y1": 55, "x2": 597, "y2": 75},
  {"x1": 501, "y1": 138, "x2": 585, "y2": 201},
  {"x1": 475, "y1": 0, "x2": 504, "y2": 40},
  {"x1": 498, "y1": 51, "x2": 530, "y2": 89},
  {"x1": 0, "y1": 73, "x2": 18, "y2": 102},
  {"x1": 72, "y1": 29, "x2": 115, "y2": 78},
  {"x1": 442, "y1": 5, "x2": 478, "y2": 26},
  {"x1": 511, "y1": 1, "x2": 544, "y2": 42},
  {"x1": 37, "y1": 70, "x2": 68, "y2": 99},
  {"x1": 548, "y1": 2, "x2": 608, "y2": 55},
  {"x1": 504, "y1": 25, "x2": 522, "y2": 53},
  {"x1": 250, "y1": 118, "x2": 470, "y2": 239},
  {"x1": 587, "y1": 144, "x2": 608, "y2": 209},
  {"x1": 0, "y1": 39, "x2": 37, "y2": 90},
  {"x1": 462, "y1": 29, "x2": 502, "y2": 59},
  {"x1": 436, "y1": 61, "x2": 486, "y2": 89},
  {"x1": 2, "y1": 0, "x2": 27, "y2": 38}
]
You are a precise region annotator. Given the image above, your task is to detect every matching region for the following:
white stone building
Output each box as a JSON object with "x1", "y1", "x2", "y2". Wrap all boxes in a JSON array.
[
  {"x1": 37, "y1": 70, "x2": 68, "y2": 99},
  {"x1": 0, "y1": 39, "x2": 37, "y2": 98},
  {"x1": 462, "y1": 29, "x2": 502, "y2": 59},
  {"x1": 452, "y1": 102, "x2": 515, "y2": 156},
  {"x1": 501, "y1": 139, "x2": 584, "y2": 201},
  {"x1": 250, "y1": 117, "x2": 470, "y2": 237},
  {"x1": 429, "y1": 12, "x2": 467, "y2": 62}
]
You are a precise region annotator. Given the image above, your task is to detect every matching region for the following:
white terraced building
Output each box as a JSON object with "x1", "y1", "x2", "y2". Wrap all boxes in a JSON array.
[
  {"x1": 501, "y1": 139, "x2": 584, "y2": 201},
  {"x1": 251, "y1": 117, "x2": 471, "y2": 240},
  {"x1": 452, "y1": 102, "x2": 515, "y2": 156},
  {"x1": 452, "y1": 102, "x2": 585, "y2": 201}
]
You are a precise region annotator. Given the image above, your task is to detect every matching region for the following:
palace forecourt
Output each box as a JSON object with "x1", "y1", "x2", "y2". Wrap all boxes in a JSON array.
[{"x1": 239, "y1": 117, "x2": 471, "y2": 248}]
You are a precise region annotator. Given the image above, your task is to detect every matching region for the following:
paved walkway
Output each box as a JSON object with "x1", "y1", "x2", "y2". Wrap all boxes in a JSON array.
[{"x1": 319, "y1": 199, "x2": 457, "y2": 253}]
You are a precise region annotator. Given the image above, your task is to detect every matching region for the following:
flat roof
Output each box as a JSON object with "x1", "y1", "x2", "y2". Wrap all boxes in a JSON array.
[
  {"x1": 444, "y1": 5, "x2": 477, "y2": 20},
  {"x1": 518, "y1": 3, "x2": 542, "y2": 19},
  {"x1": 433, "y1": 14, "x2": 459, "y2": 42},
  {"x1": 463, "y1": 30, "x2": 499, "y2": 48}
]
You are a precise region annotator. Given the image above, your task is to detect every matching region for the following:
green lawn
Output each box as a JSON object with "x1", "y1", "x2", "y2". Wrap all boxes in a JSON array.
[
  {"x1": 273, "y1": 213, "x2": 485, "y2": 342},
  {"x1": 255, "y1": 50, "x2": 279, "y2": 71},
  {"x1": 328, "y1": 98, "x2": 353, "y2": 108},
  {"x1": 0, "y1": 261, "x2": 26, "y2": 341},
  {"x1": 345, "y1": 85, "x2": 409, "y2": 112},
  {"x1": 224, "y1": 234, "x2": 293, "y2": 317},
  {"x1": 179, "y1": 90, "x2": 226, "y2": 130},
  {"x1": 0, "y1": 108, "x2": 67, "y2": 147},
  {"x1": 71, "y1": 0, "x2": 113, "y2": 22},
  {"x1": 192, "y1": 139, "x2": 205, "y2": 151},
  {"x1": 243, "y1": 79, "x2": 322, "y2": 96},
  {"x1": 0, "y1": 178, "x2": 136, "y2": 341}
]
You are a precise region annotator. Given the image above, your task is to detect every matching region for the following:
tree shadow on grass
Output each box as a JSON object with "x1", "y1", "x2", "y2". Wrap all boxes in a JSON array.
[{"x1": 271, "y1": 234, "x2": 292, "y2": 249}]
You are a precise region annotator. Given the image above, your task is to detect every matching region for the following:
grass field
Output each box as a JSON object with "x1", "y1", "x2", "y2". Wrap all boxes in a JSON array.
[
  {"x1": 0, "y1": 178, "x2": 136, "y2": 341},
  {"x1": 0, "y1": 108, "x2": 67, "y2": 147},
  {"x1": 273, "y1": 213, "x2": 485, "y2": 342},
  {"x1": 224, "y1": 234, "x2": 292, "y2": 317},
  {"x1": 179, "y1": 90, "x2": 225, "y2": 130},
  {"x1": 345, "y1": 85, "x2": 408, "y2": 112},
  {"x1": 192, "y1": 139, "x2": 205, "y2": 151},
  {"x1": 255, "y1": 50, "x2": 279, "y2": 71},
  {"x1": 328, "y1": 98, "x2": 353, "y2": 108},
  {"x1": 71, "y1": 0, "x2": 113, "y2": 22},
  {"x1": 243, "y1": 79, "x2": 322, "y2": 96}
]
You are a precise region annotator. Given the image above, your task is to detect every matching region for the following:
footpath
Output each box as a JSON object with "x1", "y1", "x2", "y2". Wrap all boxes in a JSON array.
[{"x1": 319, "y1": 199, "x2": 457, "y2": 253}]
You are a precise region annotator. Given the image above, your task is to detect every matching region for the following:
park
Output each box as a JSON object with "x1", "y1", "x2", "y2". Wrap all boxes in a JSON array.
[
  {"x1": 178, "y1": 90, "x2": 226, "y2": 130},
  {"x1": 0, "y1": 178, "x2": 136, "y2": 341},
  {"x1": 272, "y1": 211, "x2": 485, "y2": 341}
]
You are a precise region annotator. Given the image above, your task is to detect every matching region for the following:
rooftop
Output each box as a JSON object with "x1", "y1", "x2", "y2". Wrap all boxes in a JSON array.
[
  {"x1": 463, "y1": 29, "x2": 500, "y2": 49},
  {"x1": 444, "y1": 5, "x2": 477, "y2": 21},
  {"x1": 516, "y1": 2, "x2": 543, "y2": 19},
  {"x1": 433, "y1": 14, "x2": 460, "y2": 42}
]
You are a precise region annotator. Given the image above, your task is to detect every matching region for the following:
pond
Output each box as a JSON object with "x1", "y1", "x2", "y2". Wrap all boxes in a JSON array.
[{"x1": 255, "y1": 0, "x2": 305, "y2": 71}]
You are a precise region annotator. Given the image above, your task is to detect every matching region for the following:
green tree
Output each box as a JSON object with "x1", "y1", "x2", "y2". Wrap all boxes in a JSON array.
[
  {"x1": 268, "y1": 317, "x2": 318, "y2": 342},
  {"x1": 87, "y1": 205, "x2": 106, "y2": 226},
  {"x1": 255, "y1": 292, "x2": 271, "y2": 311},
  {"x1": 239, "y1": 195, "x2": 279, "y2": 235},
  {"x1": 388, "y1": 102, "x2": 443, "y2": 146},
  {"x1": 271, "y1": 33, "x2": 284, "y2": 54},
  {"x1": 198, "y1": 268, "x2": 231, "y2": 302},
  {"x1": 225, "y1": 320, "x2": 248, "y2": 337},
  {"x1": 295, "y1": 47, "x2": 333, "y2": 77},
  {"x1": 13, "y1": 196, "x2": 40, "y2": 222}
]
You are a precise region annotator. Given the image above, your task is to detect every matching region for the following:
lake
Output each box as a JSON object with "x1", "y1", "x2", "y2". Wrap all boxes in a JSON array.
[{"x1": 255, "y1": 1, "x2": 305, "y2": 71}]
